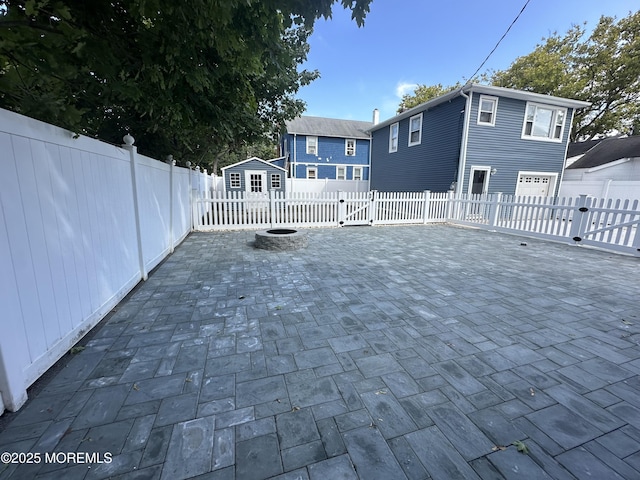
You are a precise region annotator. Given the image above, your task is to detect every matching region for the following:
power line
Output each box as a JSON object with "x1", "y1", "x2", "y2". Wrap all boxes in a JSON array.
[{"x1": 466, "y1": 0, "x2": 532, "y2": 82}]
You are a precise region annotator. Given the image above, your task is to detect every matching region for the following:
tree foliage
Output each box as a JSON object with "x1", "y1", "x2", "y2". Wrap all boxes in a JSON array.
[
  {"x1": 0, "y1": 0, "x2": 371, "y2": 169},
  {"x1": 489, "y1": 11, "x2": 640, "y2": 140},
  {"x1": 397, "y1": 83, "x2": 461, "y2": 113}
]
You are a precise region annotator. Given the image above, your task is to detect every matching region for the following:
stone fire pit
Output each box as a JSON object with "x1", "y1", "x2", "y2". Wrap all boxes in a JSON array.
[{"x1": 255, "y1": 229, "x2": 308, "y2": 251}]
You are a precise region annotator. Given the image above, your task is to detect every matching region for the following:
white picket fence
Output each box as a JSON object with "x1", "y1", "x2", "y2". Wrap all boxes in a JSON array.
[
  {"x1": 193, "y1": 190, "x2": 451, "y2": 230},
  {"x1": 194, "y1": 190, "x2": 640, "y2": 257}
]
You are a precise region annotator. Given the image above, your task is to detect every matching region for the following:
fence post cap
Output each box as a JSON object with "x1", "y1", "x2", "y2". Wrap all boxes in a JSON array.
[{"x1": 123, "y1": 134, "x2": 135, "y2": 146}]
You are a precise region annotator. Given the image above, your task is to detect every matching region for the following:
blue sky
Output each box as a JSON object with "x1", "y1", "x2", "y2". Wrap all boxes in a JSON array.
[{"x1": 297, "y1": 0, "x2": 637, "y2": 123}]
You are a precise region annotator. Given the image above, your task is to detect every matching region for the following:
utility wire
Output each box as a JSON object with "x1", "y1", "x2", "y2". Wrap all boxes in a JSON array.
[{"x1": 466, "y1": 0, "x2": 532, "y2": 82}]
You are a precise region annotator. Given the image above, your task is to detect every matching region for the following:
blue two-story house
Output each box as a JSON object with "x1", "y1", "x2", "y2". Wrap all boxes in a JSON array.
[
  {"x1": 281, "y1": 116, "x2": 373, "y2": 184},
  {"x1": 369, "y1": 84, "x2": 591, "y2": 196}
]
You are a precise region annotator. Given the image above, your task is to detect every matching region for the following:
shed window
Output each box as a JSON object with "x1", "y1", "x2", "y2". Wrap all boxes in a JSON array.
[
  {"x1": 478, "y1": 95, "x2": 498, "y2": 126},
  {"x1": 270, "y1": 173, "x2": 281, "y2": 189},
  {"x1": 408, "y1": 114, "x2": 422, "y2": 146},
  {"x1": 230, "y1": 172, "x2": 241, "y2": 188},
  {"x1": 389, "y1": 122, "x2": 399, "y2": 153},
  {"x1": 306, "y1": 136, "x2": 318, "y2": 155},
  {"x1": 522, "y1": 103, "x2": 566, "y2": 141},
  {"x1": 336, "y1": 166, "x2": 346, "y2": 180},
  {"x1": 353, "y1": 167, "x2": 362, "y2": 181},
  {"x1": 307, "y1": 167, "x2": 317, "y2": 179},
  {"x1": 345, "y1": 139, "x2": 356, "y2": 156}
]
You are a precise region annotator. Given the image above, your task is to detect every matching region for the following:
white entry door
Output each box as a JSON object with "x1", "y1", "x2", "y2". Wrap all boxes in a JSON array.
[
  {"x1": 245, "y1": 171, "x2": 267, "y2": 195},
  {"x1": 515, "y1": 173, "x2": 555, "y2": 196},
  {"x1": 468, "y1": 166, "x2": 491, "y2": 195}
]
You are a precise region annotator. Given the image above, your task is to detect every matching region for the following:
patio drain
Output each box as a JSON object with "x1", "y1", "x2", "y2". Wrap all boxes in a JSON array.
[{"x1": 255, "y1": 229, "x2": 308, "y2": 251}]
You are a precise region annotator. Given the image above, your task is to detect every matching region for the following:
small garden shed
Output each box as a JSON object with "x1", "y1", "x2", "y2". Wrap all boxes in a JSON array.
[{"x1": 221, "y1": 157, "x2": 287, "y2": 193}]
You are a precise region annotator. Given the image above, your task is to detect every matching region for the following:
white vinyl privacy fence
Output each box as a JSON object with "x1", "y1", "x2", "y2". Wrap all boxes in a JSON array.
[
  {"x1": 0, "y1": 108, "x2": 212, "y2": 412},
  {"x1": 194, "y1": 190, "x2": 640, "y2": 257}
]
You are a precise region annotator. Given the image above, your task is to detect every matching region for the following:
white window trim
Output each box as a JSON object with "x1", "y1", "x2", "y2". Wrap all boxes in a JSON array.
[
  {"x1": 345, "y1": 139, "x2": 356, "y2": 156},
  {"x1": 336, "y1": 166, "x2": 346, "y2": 180},
  {"x1": 229, "y1": 172, "x2": 241, "y2": 189},
  {"x1": 477, "y1": 95, "x2": 498, "y2": 126},
  {"x1": 306, "y1": 136, "x2": 318, "y2": 155},
  {"x1": 521, "y1": 102, "x2": 567, "y2": 143},
  {"x1": 353, "y1": 166, "x2": 363, "y2": 181},
  {"x1": 408, "y1": 113, "x2": 423, "y2": 147},
  {"x1": 307, "y1": 167, "x2": 317, "y2": 179},
  {"x1": 389, "y1": 122, "x2": 399, "y2": 153},
  {"x1": 270, "y1": 173, "x2": 281, "y2": 189}
]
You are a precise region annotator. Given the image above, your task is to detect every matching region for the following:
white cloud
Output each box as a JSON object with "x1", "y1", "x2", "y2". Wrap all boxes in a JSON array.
[{"x1": 395, "y1": 82, "x2": 418, "y2": 99}]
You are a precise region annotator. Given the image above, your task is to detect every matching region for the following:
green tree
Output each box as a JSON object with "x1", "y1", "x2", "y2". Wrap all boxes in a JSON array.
[
  {"x1": 490, "y1": 11, "x2": 640, "y2": 140},
  {"x1": 0, "y1": 0, "x2": 371, "y2": 167},
  {"x1": 397, "y1": 82, "x2": 461, "y2": 113}
]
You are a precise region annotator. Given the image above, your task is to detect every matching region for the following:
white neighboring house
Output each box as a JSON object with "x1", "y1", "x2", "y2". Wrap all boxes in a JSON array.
[{"x1": 560, "y1": 136, "x2": 640, "y2": 201}]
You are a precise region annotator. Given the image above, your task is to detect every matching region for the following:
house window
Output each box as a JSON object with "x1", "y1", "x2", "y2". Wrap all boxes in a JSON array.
[
  {"x1": 353, "y1": 167, "x2": 362, "y2": 181},
  {"x1": 306, "y1": 136, "x2": 318, "y2": 155},
  {"x1": 408, "y1": 113, "x2": 422, "y2": 146},
  {"x1": 522, "y1": 103, "x2": 567, "y2": 141},
  {"x1": 230, "y1": 172, "x2": 241, "y2": 188},
  {"x1": 307, "y1": 167, "x2": 317, "y2": 179},
  {"x1": 270, "y1": 173, "x2": 281, "y2": 189},
  {"x1": 336, "y1": 166, "x2": 346, "y2": 180},
  {"x1": 477, "y1": 95, "x2": 498, "y2": 126},
  {"x1": 389, "y1": 122, "x2": 399, "y2": 153},
  {"x1": 345, "y1": 139, "x2": 356, "y2": 156}
]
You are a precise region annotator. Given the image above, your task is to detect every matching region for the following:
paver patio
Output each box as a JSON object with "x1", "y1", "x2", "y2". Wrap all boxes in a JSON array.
[{"x1": 1, "y1": 224, "x2": 639, "y2": 479}]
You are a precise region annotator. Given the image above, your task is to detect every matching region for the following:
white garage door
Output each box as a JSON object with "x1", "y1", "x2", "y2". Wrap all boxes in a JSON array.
[{"x1": 516, "y1": 173, "x2": 554, "y2": 196}]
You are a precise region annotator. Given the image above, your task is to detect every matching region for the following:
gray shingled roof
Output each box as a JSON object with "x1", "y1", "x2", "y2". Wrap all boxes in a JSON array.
[
  {"x1": 567, "y1": 136, "x2": 640, "y2": 169},
  {"x1": 285, "y1": 116, "x2": 372, "y2": 139}
]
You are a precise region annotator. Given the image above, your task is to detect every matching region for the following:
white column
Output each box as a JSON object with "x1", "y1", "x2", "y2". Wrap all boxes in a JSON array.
[{"x1": 122, "y1": 134, "x2": 147, "y2": 280}]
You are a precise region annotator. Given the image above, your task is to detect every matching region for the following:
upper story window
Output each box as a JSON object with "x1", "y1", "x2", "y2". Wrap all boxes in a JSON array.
[
  {"x1": 345, "y1": 139, "x2": 356, "y2": 156},
  {"x1": 306, "y1": 136, "x2": 318, "y2": 155},
  {"x1": 477, "y1": 95, "x2": 498, "y2": 126},
  {"x1": 230, "y1": 172, "x2": 241, "y2": 188},
  {"x1": 270, "y1": 173, "x2": 281, "y2": 189},
  {"x1": 353, "y1": 167, "x2": 362, "y2": 181},
  {"x1": 336, "y1": 166, "x2": 346, "y2": 180},
  {"x1": 408, "y1": 113, "x2": 422, "y2": 146},
  {"x1": 389, "y1": 122, "x2": 399, "y2": 153},
  {"x1": 522, "y1": 103, "x2": 567, "y2": 141}
]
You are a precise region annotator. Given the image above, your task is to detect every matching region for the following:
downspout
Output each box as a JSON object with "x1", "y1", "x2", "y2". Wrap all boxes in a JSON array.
[
  {"x1": 557, "y1": 108, "x2": 576, "y2": 197},
  {"x1": 456, "y1": 89, "x2": 473, "y2": 197},
  {"x1": 293, "y1": 133, "x2": 297, "y2": 189}
]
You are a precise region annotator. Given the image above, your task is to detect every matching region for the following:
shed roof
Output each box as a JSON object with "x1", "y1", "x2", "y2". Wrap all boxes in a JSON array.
[
  {"x1": 285, "y1": 116, "x2": 372, "y2": 139},
  {"x1": 221, "y1": 156, "x2": 287, "y2": 172},
  {"x1": 567, "y1": 136, "x2": 640, "y2": 169}
]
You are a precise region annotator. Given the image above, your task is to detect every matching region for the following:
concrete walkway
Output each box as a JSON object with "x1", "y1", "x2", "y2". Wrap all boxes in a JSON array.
[{"x1": 1, "y1": 225, "x2": 639, "y2": 479}]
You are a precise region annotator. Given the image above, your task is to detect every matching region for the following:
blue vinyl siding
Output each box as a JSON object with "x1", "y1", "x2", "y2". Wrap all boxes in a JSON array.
[
  {"x1": 286, "y1": 134, "x2": 370, "y2": 179},
  {"x1": 223, "y1": 159, "x2": 286, "y2": 192},
  {"x1": 370, "y1": 96, "x2": 465, "y2": 192},
  {"x1": 464, "y1": 94, "x2": 572, "y2": 195}
]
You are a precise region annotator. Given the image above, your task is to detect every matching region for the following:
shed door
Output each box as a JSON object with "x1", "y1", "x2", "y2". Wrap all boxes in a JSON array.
[
  {"x1": 245, "y1": 171, "x2": 267, "y2": 194},
  {"x1": 516, "y1": 174, "x2": 552, "y2": 196}
]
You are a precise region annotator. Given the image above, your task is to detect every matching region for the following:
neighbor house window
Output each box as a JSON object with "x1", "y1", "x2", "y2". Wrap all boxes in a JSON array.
[
  {"x1": 307, "y1": 167, "x2": 317, "y2": 179},
  {"x1": 270, "y1": 173, "x2": 281, "y2": 189},
  {"x1": 477, "y1": 95, "x2": 498, "y2": 126},
  {"x1": 345, "y1": 139, "x2": 356, "y2": 156},
  {"x1": 230, "y1": 172, "x2": 241, "y2": 188},
  {"x1": 389, "y1": 122, "x2": 399, "y2": 153},
  {"x1": 336, "y1": 166, "x2": 346, "y2": 180},
  {"x1": 306, "y1": 136, "x2": 318, "y2": 155},
  {"x1": 522, "y1": 103, "x2": 567, "y2": 141},
  {"x1": 353, "y1": 167, "x2": 362, "y2": 181},
  {"x1": 408, "y1": 113, "x2": 422, "y2": 146}
]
